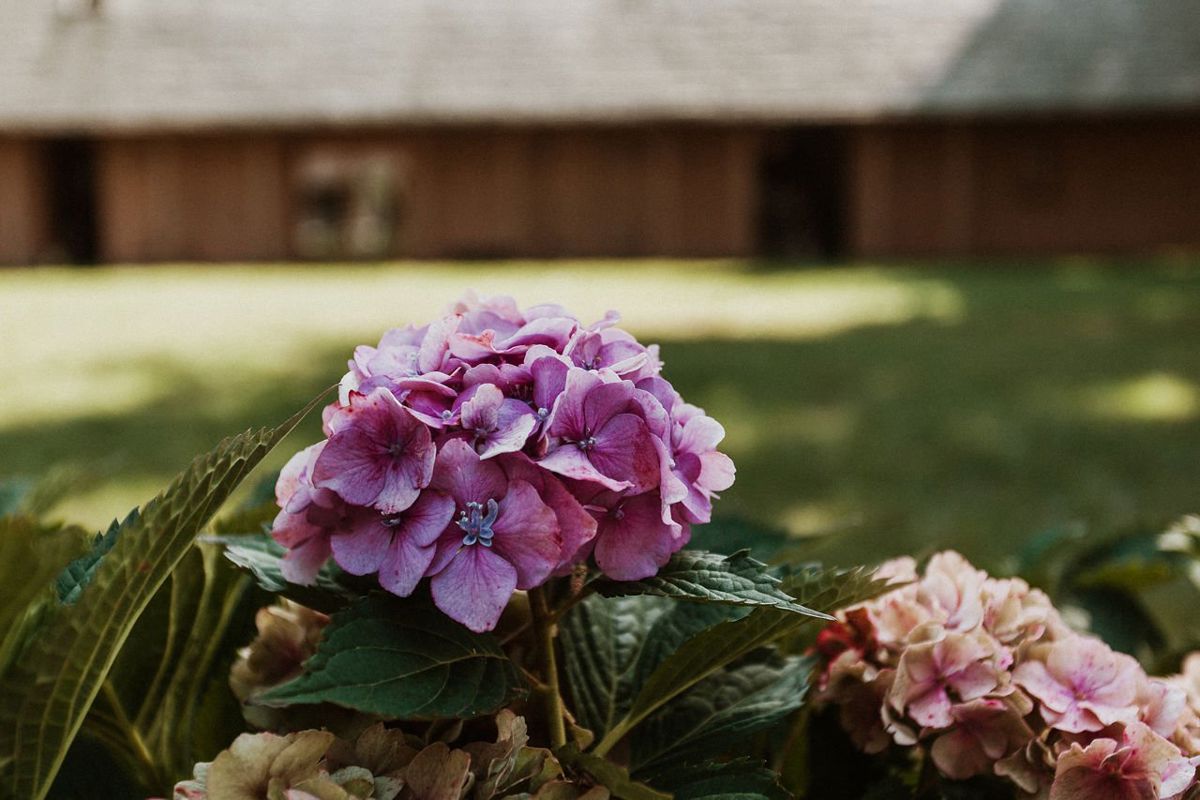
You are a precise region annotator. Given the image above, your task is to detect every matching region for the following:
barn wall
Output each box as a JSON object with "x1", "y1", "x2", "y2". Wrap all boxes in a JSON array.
[
  {"x1": 846, "y1": 117, "x2": 1200, "y2": 257},
  {"x1": 96, "y1": 136, "x2": 289, "y2": 262},
  {"x1": 0, "y1": 139, "x2": 48, "y2": 264},
  {"x1": 91, "y1": 126, "x2": 763, "y2": 262}
]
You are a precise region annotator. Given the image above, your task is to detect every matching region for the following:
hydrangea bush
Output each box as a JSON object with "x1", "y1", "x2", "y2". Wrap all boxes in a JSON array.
[
  {"x1": 1, "y1": 293, "x2": 1199, "y2": 800},
  {"x1": 815, "y1": 551, "x2": 1200, "y2": 799}
]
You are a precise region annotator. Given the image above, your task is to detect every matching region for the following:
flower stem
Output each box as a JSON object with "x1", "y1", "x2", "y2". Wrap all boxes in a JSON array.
[{"x1": 530, "y1": 586, "x2": 568, "y2": 750}]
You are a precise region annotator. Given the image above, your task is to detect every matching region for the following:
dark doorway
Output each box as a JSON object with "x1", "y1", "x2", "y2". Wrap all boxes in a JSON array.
[
  {"x1": 758, "y1": 127, "x2": 848, "y2": 259},
  {"x1": 45, "y1": 138, "x2": 100, "y2": 264}
]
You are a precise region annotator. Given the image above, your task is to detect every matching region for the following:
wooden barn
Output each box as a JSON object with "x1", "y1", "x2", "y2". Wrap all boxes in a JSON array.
[{"x1": 1, "y1": 0, "x2": 1199, "y2": 264}]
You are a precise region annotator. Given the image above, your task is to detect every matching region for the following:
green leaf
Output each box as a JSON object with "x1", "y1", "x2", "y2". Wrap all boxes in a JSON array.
[
  {"x1": 257, "y1": 594, "x2": 525, "y2": 720},
  {"x1": 555, "y1": 745, "x2": 671, "y2": 800},
  {"x1": 781, "y1": 564, "x2": 891, "y2": 614},
  {"x1": 56, "y1": 512, "x2": 131, "y2": 604},
  {"x1": 632, "y1": 655, "x2": 814, "y2": 776},
  {"x1": 594, "y1": 550, "x2": 831, "y2": 618},
  {"x1": 214, "y1": 531, "x2": 362, "y2": 613},
  {"x1": 593, "y1": 606, "x2": 812, "y2": 758},
  {"x1": 592, "y1": 563, "x2": 877, "y2": 758},
  {"x1": 559, "y1": 596, "x2": 737, "y2": 741},
  {"x1": 113, "y1": 541, "x2": 256, "y2": 784},
  {"x1": 0, "y1": 392, "x2": 325, "y2": 800},
  {"x1": 0, "y1": 517, "x2": 89, "y2": 676},
  {"x1": 645, "y1": 758, "x2": 790, "y2": 800}
]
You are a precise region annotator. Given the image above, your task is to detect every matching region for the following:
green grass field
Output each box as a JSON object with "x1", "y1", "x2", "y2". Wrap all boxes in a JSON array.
[{"x1": 3, "y1": 258, "x2": 1198, "y2": 569}]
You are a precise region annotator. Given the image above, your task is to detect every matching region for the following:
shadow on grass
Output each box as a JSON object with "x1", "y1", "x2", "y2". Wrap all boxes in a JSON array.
[{"x1": 2, "y1": 263, "x2": 1199, "y2": 569}]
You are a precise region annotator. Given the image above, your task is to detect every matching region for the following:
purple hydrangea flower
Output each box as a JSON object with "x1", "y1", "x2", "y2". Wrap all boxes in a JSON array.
[
  {"x1": 270, "y1": 293, "x2": 735, "y2": 627},
  {"x1": 537, "y1": 369, "x2": 660, "y2": 493},
  {"x1": 329, "y1": 491, "x2": 455, "y2": 596},
  {"x1": 426, "y1": 440, "x2": 562, "y2": 632},
  {"x1": 578, "y1": 488, "x2": 686, "y2": 581},
  {"x1": 313, "y1": 387, "x2": 436, "y2": 514},
  {"x1": 455, "y1": 383, "x2": 537, "y2": 459}
]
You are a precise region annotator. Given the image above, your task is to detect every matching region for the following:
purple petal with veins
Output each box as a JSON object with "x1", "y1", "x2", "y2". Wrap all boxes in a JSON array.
[{"x1": 312, "y1": 387, "x2": 435, "y2": 514}]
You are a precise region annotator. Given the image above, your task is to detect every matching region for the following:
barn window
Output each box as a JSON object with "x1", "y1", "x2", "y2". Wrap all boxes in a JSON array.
[{"x1": 293, "y1": 152, "x2": 403, "y2": 260}]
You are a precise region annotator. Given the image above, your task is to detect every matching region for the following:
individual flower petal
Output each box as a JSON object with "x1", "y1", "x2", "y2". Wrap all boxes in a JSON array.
[
  {"x1": 1015, "y1": 636, "x2": 1140, "y2": 733},
  {"x1": 590, "y1": 491, "x2": 680, "y2": 581},
  {"x1": 489, "y1": 480, "x2": 561, "y2": 589},
  {"x1": 430, "y1": 545, "x2": 518, "y2": 633}
]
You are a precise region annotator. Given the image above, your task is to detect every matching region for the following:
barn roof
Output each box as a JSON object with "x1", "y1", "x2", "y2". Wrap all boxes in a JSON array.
[{"x1": 2, "y1": 0, "x2": 1199, "y2": 132}]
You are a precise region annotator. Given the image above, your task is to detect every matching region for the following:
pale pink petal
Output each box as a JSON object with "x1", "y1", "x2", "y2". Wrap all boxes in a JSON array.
[
  {"x1": 476, "y1": 400, "x2": 537, "y2": 459},
  {"x1": 698, "y1": 451, "x2": 736, "y2": 492},
  {"x1": 678, "y1": 415, "x2": 726, "y2": 453},
  {"x1": 280, "y1": 536, "x2": 331, "y2": 585},
  {"x1": 459, "y1": 384, "x2": 502, "y2": 433}
]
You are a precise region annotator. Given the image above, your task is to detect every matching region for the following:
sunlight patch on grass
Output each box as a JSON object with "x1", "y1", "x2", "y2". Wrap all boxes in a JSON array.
[
  {"x1": 778, "y1": 501, "x2": 860, "y2": 538},
  {"x1": 0, "y1": 261, "x2": 963, "y2": 429},
  {"x1": 1083, "y1": 373, "x2": 1200, "y2": 422}
]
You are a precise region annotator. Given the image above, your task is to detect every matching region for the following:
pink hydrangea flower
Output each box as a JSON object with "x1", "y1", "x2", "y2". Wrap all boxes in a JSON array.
[
  {"x1": 813, "y1": 550, "x2": 1200, "y2": 799},
  {"x1": 329, "y1": 492, "x2": 455, "y2": 596},
  {"x1": 1015, "y1": 636, "x2": 1141, "y2": 733},
  {"x1": 1050, "y1": 722, "x2": 1196, "y2": 800},
  {"x1": 929, "y1": 697, "x2": 1034, "y2": 780},
  {"x1": 889, "y1": 628, "x2": 1008, "y2": 728}
]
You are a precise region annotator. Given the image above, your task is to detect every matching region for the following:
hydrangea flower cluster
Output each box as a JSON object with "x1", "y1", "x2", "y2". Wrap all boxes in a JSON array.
[
  {"x1": 271, "y1": 293, "x2": 734, "y2": 632},
  {"x1": 815, "y1": 551, "x2": 1200, "y2": 799},
  {"x1": 172, "y1": 711, "x2": 593, "y2": 800}
]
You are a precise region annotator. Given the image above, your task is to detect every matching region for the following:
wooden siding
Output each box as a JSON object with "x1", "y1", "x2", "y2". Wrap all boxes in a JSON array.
[
  {"x1": 0, "y1": 139, "x2": 48, "y2": 264},
  {"x1": 846, "y1": 118, "x2": 1200, "y2": 257},
  {"x1": 91, "y1": 126, "x2": 762, "y2": 262},
  {"x1": 97, "y1": 136, "x2": 289, "y2": 262}
]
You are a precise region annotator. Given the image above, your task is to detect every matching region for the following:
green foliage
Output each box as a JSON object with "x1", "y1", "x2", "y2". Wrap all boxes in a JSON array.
[
  {"x1": 0, "y1": 394, "x2": 323, "y2": 800},
  {"x1": 559, "y1": 596, "x2": 739, "y2": 741},
  {"x1": 596, "y1": 607, "x2": 809, "y2": 757},
  {"x1": 258, "y1": 594, "x2": 526, "y2": 720},
  {"x1": 216, "y1": 531, "x2": 362, "y2": 613},
  {"x1": 56, "y1": 512, "x2": 128, "y2": 604},
  {"x1": 0, "y1": 516, "x2": 89, "y2": 677},
  {"x1": 587, "y1": 562, "x2": 865, "y2": 759},
  {"x1": 594, "y1": 549, "x2": 831, "y2": 618},
  {"x1": 1014, "y1": 517, "x2": 1200, "y2": 658},
  {"x1": 631, "y1": 656, "x2": 813, "y2": 777},
  {"x1": 646, "y1": 758, "x2": 790, "y2": 800},
  {"x1": 555, "y1": 745, "x2": 671, "y2": 800},
  {"x1": 781, "y1": 563, "x2": 892, "y2": 612}
]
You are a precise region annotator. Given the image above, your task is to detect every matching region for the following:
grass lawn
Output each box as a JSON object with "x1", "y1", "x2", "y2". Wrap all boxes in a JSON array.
[{"x1": 2, "y1": 257, "x2": 1199, "y2": 570}]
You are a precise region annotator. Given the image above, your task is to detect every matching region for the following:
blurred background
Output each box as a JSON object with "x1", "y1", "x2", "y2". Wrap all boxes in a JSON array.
[{"x1": 2, "y1": 0, "x2": 1199, "y2": 572}]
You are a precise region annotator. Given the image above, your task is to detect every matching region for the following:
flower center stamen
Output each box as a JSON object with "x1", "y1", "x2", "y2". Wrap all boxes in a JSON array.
[{"x1": 457, "y1": 498, "x2": 500, "y2": 547}]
